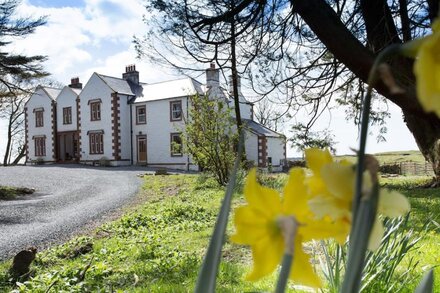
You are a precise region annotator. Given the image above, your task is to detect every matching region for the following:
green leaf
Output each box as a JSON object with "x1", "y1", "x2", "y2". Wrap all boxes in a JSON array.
[
  {"x1": 414, "y1": 270, "x2": 434, "y2": 293},
  {"x1": 194, "y1": 132, "x2": 244, "y2": 293}
]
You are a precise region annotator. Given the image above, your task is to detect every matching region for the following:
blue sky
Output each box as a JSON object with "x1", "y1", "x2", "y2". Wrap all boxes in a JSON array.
[{"x1": 0, "y1": 0, "x2": 419, "y2": 159}]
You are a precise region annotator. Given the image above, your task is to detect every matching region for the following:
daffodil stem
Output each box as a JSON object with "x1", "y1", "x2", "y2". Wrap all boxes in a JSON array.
[
  {"x1": 275, "y1": 216, "x2": 298, "y2": 293},
  {"x1": 194, "y1": 130, "x2": 245, "y2": 293},
  {"x1": 343, "y1": 44, "x2": 401, "y2": 293},
  {"x1": 352, "y1": 44, "x2": 401, "y2": 214},
  {"x1": 275, "y1": 254, "x2": 293, "y2": 293}
]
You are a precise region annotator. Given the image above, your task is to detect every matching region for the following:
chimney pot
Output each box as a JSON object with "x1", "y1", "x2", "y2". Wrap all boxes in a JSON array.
[
  {"x1": 69, "y1": 77, "x2": 82, "y2": 89},
  {"x1": 123, "y1": 64, "x2": 139, "y2": 84},
  {"x1": 206, "y1": 64, "x2": 219, "y2": 88}
]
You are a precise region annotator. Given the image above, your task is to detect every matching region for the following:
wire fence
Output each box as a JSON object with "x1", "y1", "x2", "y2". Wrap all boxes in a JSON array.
[{"x1": 380, "y1": 161, "x2": 434, "y2": 176}]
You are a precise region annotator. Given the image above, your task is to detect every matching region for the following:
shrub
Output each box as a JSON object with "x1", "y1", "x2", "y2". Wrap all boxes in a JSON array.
[
  {"x1": 99, "y1": 156, "x2": 110, "y2": 167},
  {"x1": 379, "y1": 163, "x2": 401, "y2": 175}
]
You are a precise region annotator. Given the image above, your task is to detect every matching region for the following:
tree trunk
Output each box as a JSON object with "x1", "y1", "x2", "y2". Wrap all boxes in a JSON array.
[
  {"x1": 403, "y1": 111, "x2": 440, "y2": 180},
  {"x1": 10, "y1": 145, "x2": 26, "y2": 165},
  {"x1": 292, "y1": 0, "x2": 440, "y2": 182},
  {"x1": 3, "y1": 111, "x2": 13, "y2": 166}
]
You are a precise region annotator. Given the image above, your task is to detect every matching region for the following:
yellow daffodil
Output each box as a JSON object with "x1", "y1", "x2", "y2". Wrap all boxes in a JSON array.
[
  {"x1": 231, "y1": 168, "x2": 346, "y2": 288},
  {"x1": 305, "y1": 148, "x2": 411, "y2": 251},
  {"x1": 402, "y1": 19, "x2": 440, "y2": 116}
]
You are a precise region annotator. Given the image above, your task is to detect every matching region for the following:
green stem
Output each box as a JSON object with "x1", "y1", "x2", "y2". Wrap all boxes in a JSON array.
[
  {"x1": 275, "y1": 254, "x2": 293, "y2": 293},
  {"x1": 194, "y1": 130, "x2": 245, "y2": 293},
  {"x1": 342, "y1": 44, "x2": 401, "y2": 293},
  {"x1": 352, "y1": 44, "x2": 401, "y2": 215}
]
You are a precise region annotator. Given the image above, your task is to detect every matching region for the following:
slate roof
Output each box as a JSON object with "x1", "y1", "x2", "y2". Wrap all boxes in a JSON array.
[
  {"x1": 243, "y1": 119, "x2": 284, "y2": 138},
  {"x1": 41, "y1": 87, "x2": 62, "y2": 100},
  {"x1": 97, "y1": 73, "x2": 137, "y2": 96},
  {"x1": 71, "y1": 88, "x2": 81, "y2": 95},
  {"x1": 134, "y1": 78, "x2": 204, "y2": 103}
]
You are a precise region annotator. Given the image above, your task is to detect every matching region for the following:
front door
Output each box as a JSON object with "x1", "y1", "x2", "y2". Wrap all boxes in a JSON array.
[{"x1": 137, "y1": 136, "x2": 147, "y2": 163}]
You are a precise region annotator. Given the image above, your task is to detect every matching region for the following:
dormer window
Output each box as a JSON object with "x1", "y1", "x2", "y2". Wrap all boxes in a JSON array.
[
  {"x1": 90, "y1": 101, "x2": 101, "y2": 121},
  {"x1": 136, "y1": 105, "x2": 146, "y2": 124},
  {"x1": 170, "y1": 100, "x2": 182, "y2": 121}
]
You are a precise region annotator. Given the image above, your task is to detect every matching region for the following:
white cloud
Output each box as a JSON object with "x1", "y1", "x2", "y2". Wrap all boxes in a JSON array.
[{"x1": 9, "y1": 0, "x2": 150, "y2": 79}]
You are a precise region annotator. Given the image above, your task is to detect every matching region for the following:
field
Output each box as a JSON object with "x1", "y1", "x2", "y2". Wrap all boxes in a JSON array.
[
  {"x1": 338, "y1": 150, "x2": 426, "y2": 164},
  {"x1": 0, "y1": 170, "x2": 438, "y2": 292}
]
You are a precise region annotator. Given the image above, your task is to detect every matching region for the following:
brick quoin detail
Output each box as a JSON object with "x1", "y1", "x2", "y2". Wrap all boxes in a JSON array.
[
  {"x1": 24, "y1": 107, "x2": 29, "y2": 163},
  {"x1": 258, "y1": 136, "x2": 267, "y2": 167},
  {"x1": 51, "y1": 101, "x2": 57, "y2": 160},
  {"x1": 111, "y1": 93, "x2": 121, "y2": 160},
  {"x1": 283, "y1": 141, "x2": 286, "y2": 160},
  {"x1": 76, "y1": 97, "x2": 81, "y2": 159}
]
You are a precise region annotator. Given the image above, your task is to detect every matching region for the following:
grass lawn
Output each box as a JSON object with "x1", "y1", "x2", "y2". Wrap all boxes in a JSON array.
[
  {"x1": 0, "y1": 186, "x2": 34, "y2": 200},
  {"x1": 0, "y1": 173, "x2": 438, "y2": 292},
  {"x1": 338, "y1": 150, "x2": 426, "y2": 164}
]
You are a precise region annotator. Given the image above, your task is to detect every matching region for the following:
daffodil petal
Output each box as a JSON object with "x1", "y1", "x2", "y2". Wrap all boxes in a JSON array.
[
  {"x1": 308, "y1": 196, "x2": 351, "y2": 220},
  {"x1": 244, "y1": 169, "x2": 282, "y2": 218},
  {"x1": 231, "y1": 206, "x2": 271, "y2": 245},
  {"x1": 414, "y1": 31, "x2": 440, "y2": 116},
  {"x1": 246, "y1": 235, "x2": 284, "y2": 281},
  {"x1": 305, "y1": 148, "x2": 333, "y2": 175},
  {"x1": 301, "y1": 219, "x2": 350, "y2": 244},
  {"x1": 321, "y1": 162, "x2": 355, "y2": 201},
  {"x1": 378, "y1": 189, "x2": 411, "y2": 217},
  {"x1": 290, "y1": 238, "x2": 322, "y2": 288},
  {"x1": 368, "y1": 217, "x2": 384, "y2": 251},
  {"x1": 283, "y1": 168, "x2": 309, "y2": 218}
]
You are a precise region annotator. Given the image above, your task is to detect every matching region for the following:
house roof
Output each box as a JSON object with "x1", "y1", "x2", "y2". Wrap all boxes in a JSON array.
[
  {"x1": 41, "y1": 86, "x2": 62, "y2": 100},
  {"x1": 134, "y1": 78, "x2": 203, "y2": 103},
  {"x1": 71, "y1": 88, "x2": 81, "y2": 95},
  {"x1": 243, "y1": 119, "x2": 284, "y2": 138},
  {"x1": 96, "y1": 73, "x2": 137, "y2": 96}
]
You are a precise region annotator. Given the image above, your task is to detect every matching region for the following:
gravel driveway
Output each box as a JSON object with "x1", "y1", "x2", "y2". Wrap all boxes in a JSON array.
[{"x1": 0, "y1": 164, "x2": 144, "y2": 260}]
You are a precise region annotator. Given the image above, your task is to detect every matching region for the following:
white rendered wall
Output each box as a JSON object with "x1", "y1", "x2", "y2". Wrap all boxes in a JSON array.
[
  {"x1": 56, "y1": 87, "x2": 78, "y2": 132},
  {"x1": 266, "y1": 136, "x2": 285, "y2": 170},
  {"x1": 26, "y1": 88, "x2": 55, "y2": 163},
  {"x1": 239, "y1": 102, "x2": 252, "y2": 120},
  {"x1": 79, "y1": 74, "x2": 114, "y2": 163},
  {"x1": 244, "y1": 131, "x2": 259, "y2": 166},
  {"x1": 131, "y1": 97, "x2": 193, "y2": 170}
]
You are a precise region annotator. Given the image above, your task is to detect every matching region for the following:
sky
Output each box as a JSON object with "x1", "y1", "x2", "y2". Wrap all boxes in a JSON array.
[{"x1": 0, "y1": 0, "x2": 419, "y2": 159}]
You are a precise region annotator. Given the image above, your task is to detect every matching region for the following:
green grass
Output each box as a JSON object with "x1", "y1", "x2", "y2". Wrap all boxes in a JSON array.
[
  {"x1": 0, "y1": 186, "x2": 33, "y2": 200},
  {"x1": 381, "y1": 175, "x2": 440, "y2": 291},
  {"x1": 0, "y1": 173, "x2": 438, "y2": 292},
  {"x1": 0, "y1": 175, "x2": 275, "y2": 292},
  {"x1": 338, "y1": 150, "x2": 426, "y2": 164}
]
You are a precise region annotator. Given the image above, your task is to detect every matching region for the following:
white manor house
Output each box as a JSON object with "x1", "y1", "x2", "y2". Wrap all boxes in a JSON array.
[{"x1": 24, "y1": 64, "x2": 286, "y2": 171}]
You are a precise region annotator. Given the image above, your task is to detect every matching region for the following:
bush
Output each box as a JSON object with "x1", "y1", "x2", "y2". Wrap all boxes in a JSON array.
[
  {"x1": 379, "y1": 163, "x2": 401, "y2": 175},
  {"x1": 32, "y1": 157, "x2": 44, "y2": 165},
  {"x1": 99, "y1": 156, "x2": 110, "y2": 167}
]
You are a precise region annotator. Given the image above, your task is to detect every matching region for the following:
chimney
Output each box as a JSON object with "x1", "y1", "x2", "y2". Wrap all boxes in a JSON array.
[
  {"x1": 206, "y1": 62, "x2": 219, "y2": 88},
  {"x1": 69, "y1": 77, "x2": 82, "y2": 89},
  {"x1": 228, "y1": 74, "x2": 241, "y2": 95},
  {"x1": 122, "y1": 64, "x2": 139, "y2": 85}
]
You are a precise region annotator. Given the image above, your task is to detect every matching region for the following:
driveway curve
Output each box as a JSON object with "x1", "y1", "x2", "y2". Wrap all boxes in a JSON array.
[{"x1": 0, "y1": 164, "x2": 144, "y2": 260}]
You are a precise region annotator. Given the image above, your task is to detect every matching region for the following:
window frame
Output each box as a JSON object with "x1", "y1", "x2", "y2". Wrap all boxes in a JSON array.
[
  {"x1": 136, "y1": 105, "x2": 146, "y2": 124},
  {"x1": 170, "y1": 100, "x2": 182, "y2": 121},
  {"x1": 35, "y1": 110, "x2": 44, "y2": 127},
  {"x1": 170, "y1": 132, "x2": 183, "y2": 157},
  {"x1": 89, "y1": 132, "x2": 104, "y2": 154},
  {"x1": 34, "y1": 137, "x2": 46, "y2": 157},
  {"x1": 63, "y1": 107, "x2": 72, "y2": 125},
  {"x1": 90, "y1": 101, "x2": 101, "y2": 121}
]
